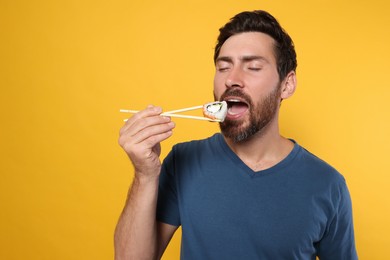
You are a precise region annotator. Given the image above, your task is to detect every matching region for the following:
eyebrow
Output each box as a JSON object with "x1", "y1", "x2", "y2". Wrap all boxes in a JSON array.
[{"x1": 215, "y1": 55, "x2": 269, "y2": 64}]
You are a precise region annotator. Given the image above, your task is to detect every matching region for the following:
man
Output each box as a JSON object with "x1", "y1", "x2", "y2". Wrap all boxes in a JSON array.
[{"x1": 115, "y1": 10, "x2": 358, "y2": 259}]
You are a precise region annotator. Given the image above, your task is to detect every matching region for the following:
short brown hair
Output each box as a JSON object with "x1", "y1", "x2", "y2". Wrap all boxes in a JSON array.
[{"x1": 214, "y1": 10, "x2": 297, "y2": 81}]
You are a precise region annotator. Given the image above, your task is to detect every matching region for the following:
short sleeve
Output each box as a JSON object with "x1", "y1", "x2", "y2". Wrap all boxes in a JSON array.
[
  {"x1": 317, "y1": 180, "x2": 358, "y2": 260},
  {"x1": 156, "y1": 149, "x2": 181, "y2": 227}
]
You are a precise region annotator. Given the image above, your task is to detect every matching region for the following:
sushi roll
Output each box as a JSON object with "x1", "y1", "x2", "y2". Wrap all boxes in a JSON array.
[{"x1": 203, "y1": 101, "x2": 227, "y2": 122}]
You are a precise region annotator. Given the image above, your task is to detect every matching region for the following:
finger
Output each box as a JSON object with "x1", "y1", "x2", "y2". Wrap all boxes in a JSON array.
[
  {"x1": 120, "y1": 106, "x2": 163, "y2": 135},
  {"x1": 119, "y1": 118, "x2": 175, "y2": 151},
  {"x1": 131, "y1": 120, "x2": 175, "y2": 146},
  {"x1": 119, "y1": 128, "x2": 174, "y2": 165},
  {"x1": 122, "y1": 105, "x2": 162, "y2": 128},
  {"x1": 125, "y1": 127, "x2": 174, "y2": 158},
  {"x1": 120, "y1": 114, "x2": 172, "y2": 139}
]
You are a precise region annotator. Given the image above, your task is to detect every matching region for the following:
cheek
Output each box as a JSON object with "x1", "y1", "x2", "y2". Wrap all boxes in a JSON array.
[{"x1": 213, "y1": 75, "x2": 225, "y2": 98}]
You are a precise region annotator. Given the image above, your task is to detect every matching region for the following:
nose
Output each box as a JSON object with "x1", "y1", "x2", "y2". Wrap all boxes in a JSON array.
[{"x1": 225, "y1": 67, "x2": 244, "y2": 88}]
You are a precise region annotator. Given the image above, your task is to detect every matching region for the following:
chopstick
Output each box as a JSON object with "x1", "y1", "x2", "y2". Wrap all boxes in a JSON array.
[
  {"x1": 162, "y1": 113, "x2": 219, "y2": 121},
  {"x1": 119, "y1": 104, "x2": 203, "y2": 116},
  {"x1": 163, "y1": 105, "x2": 203, "y2": 114},
  {"x1": 119, "y1": 108, "x2": 220, "y2": 122}
]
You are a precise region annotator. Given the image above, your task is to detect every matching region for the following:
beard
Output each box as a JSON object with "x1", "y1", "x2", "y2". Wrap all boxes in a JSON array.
[{"x1": 216, "y1": 85, "x2": 281, "y2": 143}]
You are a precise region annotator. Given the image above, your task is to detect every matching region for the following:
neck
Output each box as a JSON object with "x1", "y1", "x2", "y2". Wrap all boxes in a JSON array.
[{"x1": 223, "y1": 121, "x2": 293, "y2": 171}]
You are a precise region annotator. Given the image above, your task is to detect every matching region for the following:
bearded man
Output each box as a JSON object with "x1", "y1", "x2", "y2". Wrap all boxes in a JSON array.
[{"x1": 115, "y1": 10, "x2": 358, "y2": 260}]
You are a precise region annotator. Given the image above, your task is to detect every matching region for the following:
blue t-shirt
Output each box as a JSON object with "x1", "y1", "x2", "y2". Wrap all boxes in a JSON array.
[{"x1": 157, "y1": 133, "x2": 357, "y2": 259}]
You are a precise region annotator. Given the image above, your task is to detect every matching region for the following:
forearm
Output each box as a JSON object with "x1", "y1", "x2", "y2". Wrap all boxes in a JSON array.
[
  {"x1": 114, "y1": 175, "x2": 160, "y2": 260},
  {"x1": 116, "y1": 105, "x2": 175, "y2": 259}
]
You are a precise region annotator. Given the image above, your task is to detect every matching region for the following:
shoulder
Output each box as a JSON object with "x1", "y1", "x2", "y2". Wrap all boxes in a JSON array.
[
  {"x1": 294, "y1": 144, "x2": 347, "y2": 187},
  {"x1": 293, "y1": 144, "x2": 353, "y2": 216}
]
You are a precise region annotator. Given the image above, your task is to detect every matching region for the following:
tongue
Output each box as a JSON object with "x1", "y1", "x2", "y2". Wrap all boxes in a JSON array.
[{"x1": 228, "y1": 103, "x2": 248, "y2": 115}]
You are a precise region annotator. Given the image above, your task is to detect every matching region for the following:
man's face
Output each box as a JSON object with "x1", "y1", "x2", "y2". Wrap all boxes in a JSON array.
[{"x1": 213, "y1": 32, "x2": 282, "y2": 142}]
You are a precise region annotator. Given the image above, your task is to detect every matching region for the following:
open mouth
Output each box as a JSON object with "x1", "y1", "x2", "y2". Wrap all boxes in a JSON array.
[{"x1": 225, "y1": 98, "x2": 249, "y2": 118}]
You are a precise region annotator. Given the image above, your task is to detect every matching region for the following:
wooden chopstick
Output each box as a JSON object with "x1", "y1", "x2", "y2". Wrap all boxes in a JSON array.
[
  {"x1": 119, "y1": 108, "x2": 220, "y2": 122},
  {"x1": 163, "y1": 105, "x2": 203, "y2": 114}
]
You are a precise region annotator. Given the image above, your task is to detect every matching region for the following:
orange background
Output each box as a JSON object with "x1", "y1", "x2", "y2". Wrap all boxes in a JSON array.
[{"x1": 1, "y1": 0, "x2": 389, "y2": 259}]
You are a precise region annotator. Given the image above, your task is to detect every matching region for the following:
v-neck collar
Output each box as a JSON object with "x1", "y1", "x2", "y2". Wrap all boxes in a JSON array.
[{"x1": 214, "y1": 133, "x2": 300, "y2": 178}]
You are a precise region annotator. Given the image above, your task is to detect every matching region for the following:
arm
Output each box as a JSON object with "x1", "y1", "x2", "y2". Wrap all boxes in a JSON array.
[
  {"x1": 317, "y1": 181, "x2": 358, "y2": 260},
  {"x1": 114, "y1": 106, "x2": 177, "y2": 260}
]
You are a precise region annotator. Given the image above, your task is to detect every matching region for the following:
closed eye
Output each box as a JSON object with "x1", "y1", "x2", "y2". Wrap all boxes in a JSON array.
[
  {"x1": 216, "y1": 58, "x2": 232, "y2": 72},
  {"x1": 216, "y1": 63, "x2": 231, "y2": 72},
  {"x1": 218, "y1": 67, "x2": 230, "y2": 72}
]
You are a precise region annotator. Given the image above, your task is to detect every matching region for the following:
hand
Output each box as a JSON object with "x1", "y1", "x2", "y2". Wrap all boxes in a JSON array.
[{"x1": 118, "y1": 105, "x2": 175, "y2": 179}]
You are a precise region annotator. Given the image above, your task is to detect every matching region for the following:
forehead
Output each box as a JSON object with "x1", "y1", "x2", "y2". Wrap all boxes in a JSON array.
[{"x1": 218, "y1": 32, "x2": 277, "y2": 63}]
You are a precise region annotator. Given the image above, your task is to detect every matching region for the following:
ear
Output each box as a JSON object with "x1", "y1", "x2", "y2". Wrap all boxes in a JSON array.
[{"x1": 280, "y1": 71, "x2": 297, "y2": 100}]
